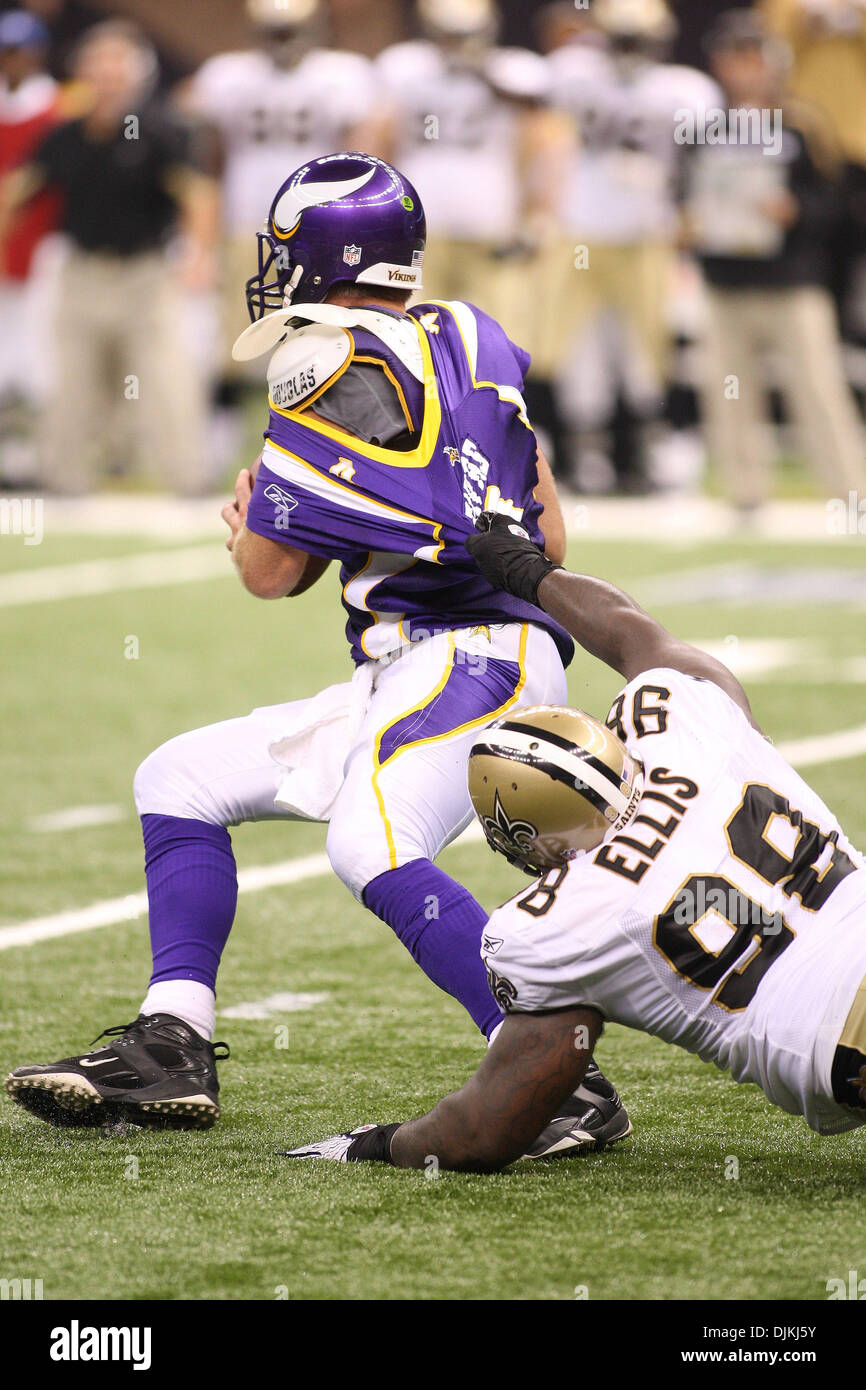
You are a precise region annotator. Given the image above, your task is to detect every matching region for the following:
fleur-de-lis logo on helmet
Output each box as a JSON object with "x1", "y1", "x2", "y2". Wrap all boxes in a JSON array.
[{"x1": 480, "y1": 790, "x2": 539, "y2": 871}]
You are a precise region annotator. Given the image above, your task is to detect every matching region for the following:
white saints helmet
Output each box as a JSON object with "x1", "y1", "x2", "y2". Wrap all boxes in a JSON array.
[
  {"x1": 593, "y1": 0, "x2": 676, "y2": 44},
  {"x1": 246, "y1": 0, "x2": 320, "y2": 29},
  {"x1": 468, "y1": 706, "x2": 644, "y2": 875},
  {"x1": 417, "y1": 0, "x2": 498, "y2": 44}
]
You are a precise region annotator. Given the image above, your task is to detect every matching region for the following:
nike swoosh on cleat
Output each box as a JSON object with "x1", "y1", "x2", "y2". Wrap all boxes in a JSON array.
[{"x1": 79, "y1": 1055, "x2": 119, "y2": 1067}]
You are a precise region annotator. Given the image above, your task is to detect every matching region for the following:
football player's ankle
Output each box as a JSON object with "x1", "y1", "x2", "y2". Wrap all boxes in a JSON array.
[{"x1": 140, "y1": 980, "x2": 216, "y2": 1041}]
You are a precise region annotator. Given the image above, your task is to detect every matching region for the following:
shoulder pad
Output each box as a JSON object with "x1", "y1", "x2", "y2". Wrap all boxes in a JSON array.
[{"x1": 267, "y1": 324, "x2": 352, "y2": 412}]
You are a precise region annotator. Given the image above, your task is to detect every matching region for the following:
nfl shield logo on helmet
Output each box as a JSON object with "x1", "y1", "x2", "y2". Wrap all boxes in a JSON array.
[{"x1": 342, "y1": 244, "x2": 362, "y2": 267}]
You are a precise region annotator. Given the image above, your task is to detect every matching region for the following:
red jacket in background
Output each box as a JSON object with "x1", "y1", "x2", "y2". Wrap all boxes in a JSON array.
[{"x1": 0, "y1": 72, "x2": 63, "y2": 279}]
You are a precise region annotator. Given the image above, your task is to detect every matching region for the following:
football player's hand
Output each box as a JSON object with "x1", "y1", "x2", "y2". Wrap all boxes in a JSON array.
[
  {"x1": 281, "y1": 1123, "x2": 400, "y2": 1163},
  {"x1": 465, "y1": 511, "x2": 561, "y2": 607},
  {"x1": 221, "y1": 468, "x2": 255, "y2": 552}
]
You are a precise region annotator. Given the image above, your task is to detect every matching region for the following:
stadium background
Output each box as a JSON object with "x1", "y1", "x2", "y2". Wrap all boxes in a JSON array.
[{"x1": 1, "y1": 0, "x2": 866, "y2": 1304}]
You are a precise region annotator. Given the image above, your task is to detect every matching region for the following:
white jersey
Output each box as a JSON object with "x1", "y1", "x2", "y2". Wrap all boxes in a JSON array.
[
  {"x1": 188, "y1": 47, "x2": 376, "y2": 235},
  {"x1": 548, "y1": 46, "x2": 721, "y2": 242},
  {"x1": 482, "y1": 670, "x2": 866, "y2": 1134},
  {"x1": 376, "y1": 40, "x2": 547, "y2": 242}
]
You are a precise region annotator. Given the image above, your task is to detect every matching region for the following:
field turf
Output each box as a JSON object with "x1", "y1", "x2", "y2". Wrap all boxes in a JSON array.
[{"x1": 1, "y1": 518, "x2": 865, "y2": 1301}]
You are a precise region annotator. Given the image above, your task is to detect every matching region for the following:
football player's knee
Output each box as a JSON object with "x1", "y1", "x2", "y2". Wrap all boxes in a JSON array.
[
  {"x1": 326, "y1": 816, "x2": 371, "y2": 898},
  {"x1": 133, "y1": 738, "x2": 216, "y2": 823},
  {"x1": 327, "y1": 813, "x2": 428, "y2": 901}
]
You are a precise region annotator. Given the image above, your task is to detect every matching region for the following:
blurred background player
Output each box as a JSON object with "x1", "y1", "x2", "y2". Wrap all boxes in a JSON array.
[
  {"x1": 0, "y1": 18, "x2": 219, "y2": 493},
  {"x1": 0, "y1": 8, "x2": 61, "y2": 487},
  {"x1": 0, "y1": 0, "x2": 861, "y2": 510},
  {"x1": 682, "y1": 9, "x2": 866, "y2": 517},
  {"x1": 759, "y1": 0, "x2": 866, "y2": 394},
  {"x1": 374, "y1": 0, "x2": 570, "y2": 462},
  {"x1": 542, "y1": 0, "x2": 718, "y2": 493},
  {"x1": 183, "y1": 0, "x2": 379, "y2": 472}
]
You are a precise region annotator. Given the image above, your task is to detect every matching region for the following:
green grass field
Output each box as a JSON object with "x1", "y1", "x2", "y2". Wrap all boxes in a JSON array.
[{"x1": 1, "y1": 518, "x2": 865, "y2": 1301}]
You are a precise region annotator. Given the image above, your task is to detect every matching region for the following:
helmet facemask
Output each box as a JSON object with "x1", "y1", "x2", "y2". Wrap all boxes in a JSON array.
[{"x1": 246, "y1": 234, "x2": 305, "y2": 322}]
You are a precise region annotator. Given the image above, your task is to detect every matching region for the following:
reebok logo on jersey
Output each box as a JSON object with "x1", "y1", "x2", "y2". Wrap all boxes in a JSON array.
[
  {"x1": 481, "y1": 935, "x2": 503, "y2": 955},
  {"x1": 263, "y1": 484, "x2": 299, "y2": 523}
]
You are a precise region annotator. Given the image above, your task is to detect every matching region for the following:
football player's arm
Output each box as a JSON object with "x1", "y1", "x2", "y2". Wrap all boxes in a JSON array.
[
  {"x1": 390, "y1": 1006, "x2": 601, "y2": 1172},
  {"x1": 163, "y1": 164, "x2": 220, "y2": 292},
  {"x1": 0, "y1": 164, "x2": 47, "y2": 243},
  {"x1": 221, "y1": 468, "x2": 328, "y2": 599},
  {"x1": 517, "y1": 105, "x2": 573, "y2": 243},
  {"x1": 535, "y1": 568, "x2": 759, "y2": 729},
  {"x1": 533, "y1": 449, "x2": 566, "y2": 565},
  {"x1": 466, "y1": 515, "x2": 759, "y2": 729}
]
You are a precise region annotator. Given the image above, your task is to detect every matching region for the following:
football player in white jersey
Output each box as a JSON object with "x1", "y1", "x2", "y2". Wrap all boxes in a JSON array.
[
  {"x1": 184, "y1": 0, "x2": 379, "y2": 413},
  {"x1": 541, "y1": 0, "x2": 720, "y2": 490},
  {"x1": 285, "y1": 514, "x2": 866, "y2": 1170},
  {"x1": 374, "y1": 0, "x2": 569, "y2": 358}
]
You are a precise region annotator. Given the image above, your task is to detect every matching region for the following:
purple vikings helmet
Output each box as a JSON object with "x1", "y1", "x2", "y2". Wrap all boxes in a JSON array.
[{"x1": 245, "y1": 152, "x2": 427, "y2": 321}]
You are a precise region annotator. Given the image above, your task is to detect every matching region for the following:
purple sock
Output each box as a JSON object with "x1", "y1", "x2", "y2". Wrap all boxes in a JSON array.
[
  {"x1": 141, "y1": 814, "x2": 238, "y2": 990},
  {"x1": 363, "y1": 859, "x2": 502, "y2": 1039}
]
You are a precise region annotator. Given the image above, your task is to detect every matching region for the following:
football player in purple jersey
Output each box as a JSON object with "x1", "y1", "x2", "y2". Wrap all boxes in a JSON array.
[{"x1": 6, "y1": 154, "x2": 630, "y2": 1158}]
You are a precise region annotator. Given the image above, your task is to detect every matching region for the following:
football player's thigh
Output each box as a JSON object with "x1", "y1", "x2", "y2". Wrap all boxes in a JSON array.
[
  {"x1": 542, "y1": 240, "x2": 599, "y2": 372},
  {"x1": 328, "y1": 626, "x2": 567, "y2": 895},
  {"x1": 133, "y1": 699, "x2": 323, "y2": 827},
  {"x1": 610, "y1": 243, "x2": 671, "y2": 376}
]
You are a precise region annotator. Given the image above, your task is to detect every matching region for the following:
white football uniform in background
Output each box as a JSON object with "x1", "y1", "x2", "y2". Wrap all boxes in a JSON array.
[
  {"x1": 376, "y1": 40, "x2": 546, "y2": 243},
  {"x1": 375, "y1": 40, "x2": 548, "y2": 346},
  {"x1": 482, "y1": 669, "x2": 866, "y2": 1134},
  {"x1": 549, "y1": 47, "x2": 720, "y2": 246},
  {"x1": 188, "y1": 47, "x2": 377, "y2": 238},
  {"x1": 537, "y1": 46, "x2": 720, "y2": 421},
  {"x1": 186, "y1": 47, "x2": 377, "y2": 383}
]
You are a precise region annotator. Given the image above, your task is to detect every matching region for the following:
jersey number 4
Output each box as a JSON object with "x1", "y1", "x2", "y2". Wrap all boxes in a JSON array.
[{"x1": 653, "y1": 783, "x2": 857, "y2": 1012}]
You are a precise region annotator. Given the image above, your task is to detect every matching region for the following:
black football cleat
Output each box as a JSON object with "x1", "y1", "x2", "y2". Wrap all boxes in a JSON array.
[
  {"x1": 523, "y1": 1060, "x2": 632, "y2": 1159},
  {"x1": 4, "y1": 1013, "x2": 229, "y2": 1131}
]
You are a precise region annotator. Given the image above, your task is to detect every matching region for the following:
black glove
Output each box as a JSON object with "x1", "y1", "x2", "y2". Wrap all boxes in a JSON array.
[{"x1": 465, "y1": 511, "x2": 561, "y2": 607}]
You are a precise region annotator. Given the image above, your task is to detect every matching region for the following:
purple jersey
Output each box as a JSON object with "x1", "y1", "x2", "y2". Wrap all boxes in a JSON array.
[{"x1": 245, "y1": 299, "x2": 574, "y2": 668}]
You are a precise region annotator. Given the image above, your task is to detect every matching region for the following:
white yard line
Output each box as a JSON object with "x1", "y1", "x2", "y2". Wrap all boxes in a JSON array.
[
  {"x1": 774, "y1": 723, "x2": 866, "y2": 770},
  {"x1": 0, "y1": 545, "x2": 229, "y2": 608},
  {"x1": 0, "y1": 851, "x2": 332, "y2": 951},
  {"x1": 1, "y1": 716, "x2": 863, "y2": 954},
  {"x1": 562, "y1": 495, "x2": 859, "y2": 544},
  {"x1": 219, "y1": 991, "x2": 329, "y2": 1019},
  {"x1": 28, "y1": 804, "x2": 127, "y2": 832},
  {"x1": 0, "y1": 825, "x2": 486, "y2": 952}
]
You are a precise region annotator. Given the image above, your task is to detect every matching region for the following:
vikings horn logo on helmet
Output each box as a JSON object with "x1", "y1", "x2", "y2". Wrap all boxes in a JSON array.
[
  {"x1": 271, "y1": 167, "x2": 377, "y2": 240},
  {"x1": 245, "y1": 153, "x2": 426, "y2": 321}
]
